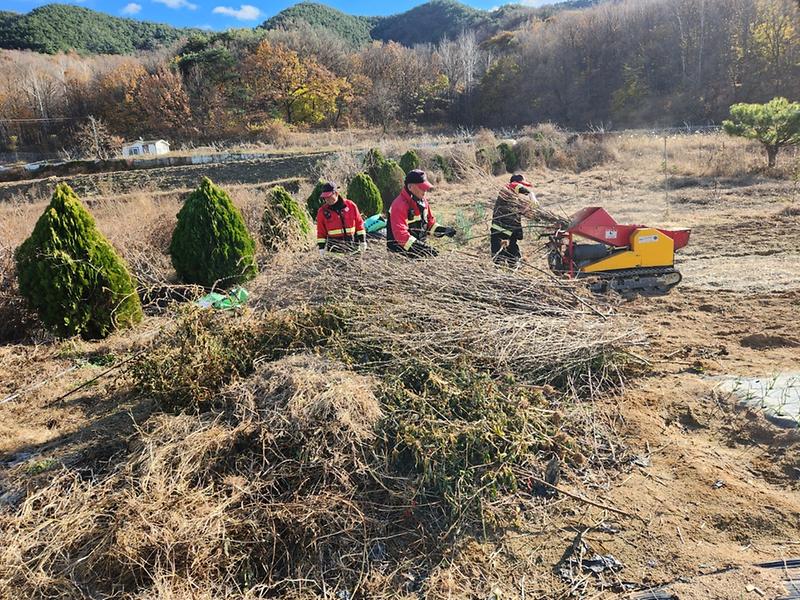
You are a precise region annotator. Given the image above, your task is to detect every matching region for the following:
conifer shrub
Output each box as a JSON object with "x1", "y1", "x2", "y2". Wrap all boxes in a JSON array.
[
  {"x1": 432, "y1": 154, "x2": 457, "y2": 182},
  {"x1": 497, "y1": 142, "x2": 519, "y2": 173},
  {"x1": 476, "y1": 146, "x2": 506, "y2": 175},
  {"x1": 14, "y1": 183, "x2": 142, "y2": 339},
  {"x1": 346, "y1": 173, "x2": 383, "y2": 217},
  {"x1": 368, "y1": 158, "x2": 405, "y2": 208},
  {"x1": 169, "y1": 177, "x2": 257, "y2": 289},
  {"x1": 363, "y1": 147, "x2": 385, "y2": 169},
  {"x1": 305, "y1": 179, "x2": 327, "y2": 216},
  {"x1": 262, "y1": 185, "x2": 311, "y2": 252},
  {"x1": 399, "y1": 149, "x2": 421, "y2": 174}
]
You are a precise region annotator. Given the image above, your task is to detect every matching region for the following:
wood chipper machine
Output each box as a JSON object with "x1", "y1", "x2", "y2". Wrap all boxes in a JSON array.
[{"x1": 545, "y1": 207, "x2": 690, "y2": 297}]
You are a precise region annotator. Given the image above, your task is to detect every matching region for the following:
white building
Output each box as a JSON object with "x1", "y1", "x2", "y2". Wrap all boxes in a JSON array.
[{"x1": 122, "y1": 139, "x2": 170, "y2": 157}]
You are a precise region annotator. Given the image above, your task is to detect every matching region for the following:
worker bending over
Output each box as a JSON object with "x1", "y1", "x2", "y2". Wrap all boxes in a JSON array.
[
  {"x1": 387, "y1": 169, "x2": 455, "y2": 257},
  {"x1": 316, "y1": 181, "x2": 367, "y2": 254},
  {"x1": 491, "y1": 173, "x2": 538, "y2": 268}
]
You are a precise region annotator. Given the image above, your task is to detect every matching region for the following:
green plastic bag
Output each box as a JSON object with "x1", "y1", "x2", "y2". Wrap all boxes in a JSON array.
[{"x1": 196, "y1": 287, "x2": 249, "y2": 310}]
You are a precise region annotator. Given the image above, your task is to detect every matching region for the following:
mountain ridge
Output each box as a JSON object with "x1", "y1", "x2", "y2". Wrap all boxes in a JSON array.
[{"x1": 0, "y1": 1, "x2": 601, "y2": 55}]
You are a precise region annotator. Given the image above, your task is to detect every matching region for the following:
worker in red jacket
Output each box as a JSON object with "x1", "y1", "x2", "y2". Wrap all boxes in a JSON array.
[
  {"x1": 387, "y1": 169, "x2": 455, "y2": 257},
  {"x1": 316, "y1": 181, "x2": 367, "y2": 254}
]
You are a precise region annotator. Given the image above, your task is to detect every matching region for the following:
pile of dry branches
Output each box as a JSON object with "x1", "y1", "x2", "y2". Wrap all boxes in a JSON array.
[
  {"x1": 0, "y1": 250, "x2": 641, "y2": 600},
  {"x1": 252, "y1": 251, "x2": 638, "y2": 393}
]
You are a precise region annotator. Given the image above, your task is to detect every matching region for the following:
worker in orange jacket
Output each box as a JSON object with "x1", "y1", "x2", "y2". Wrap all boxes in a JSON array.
[{"x1": 315, "y1": 181, "x2": 367, "y2": 254}]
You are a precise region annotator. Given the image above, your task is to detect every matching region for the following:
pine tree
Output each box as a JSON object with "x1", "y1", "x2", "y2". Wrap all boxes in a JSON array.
[
  {"x1": 169, "y1": 178, "x2": 257, "y2": 288},
  {"x1": 346, "y1": 173, "x2": 383, "y2": 216},
  {"x1": 15, "y1": 183, "x2": 142, "y2": 339},
  {"x1": 262, "y1": 185, "x2": 311, "y2": 252}
]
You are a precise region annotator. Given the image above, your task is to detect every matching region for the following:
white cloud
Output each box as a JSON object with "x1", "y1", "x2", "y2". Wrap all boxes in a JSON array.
[
  {"x1": 212, "y1": 4, "x2": 262, "y2": 21},
  {"x1": 198, "y1": 24, "x2": 214, "y2": 30},
  {"x1": 121, "y1": 3, "x2": 142, "y2": 15},
  {"x1": 153, "y1": 0, "x2": 198, "y2": 10}
]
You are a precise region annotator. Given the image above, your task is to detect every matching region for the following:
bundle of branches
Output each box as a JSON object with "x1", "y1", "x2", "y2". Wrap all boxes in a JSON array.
[
  {"x1": 0, "y1": 355, "x2": 419, "y2": 599},
  {"x1": 246, "y1": 252, "x2": 637, "y2": 519},
  {"x1": 251, "y1": 251, "x2": 637, "y2": 392},
  {"x1": 494, "y1": 183, "x2": 569, "y2": 228}
]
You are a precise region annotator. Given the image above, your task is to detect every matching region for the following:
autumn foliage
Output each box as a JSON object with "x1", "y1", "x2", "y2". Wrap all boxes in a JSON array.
[
  {"x1": 0, "y1": 0, "x2": 798, "y2": 153},
  {"x1": 242, "y1": 40, "x2": 346, "y2": 125}
]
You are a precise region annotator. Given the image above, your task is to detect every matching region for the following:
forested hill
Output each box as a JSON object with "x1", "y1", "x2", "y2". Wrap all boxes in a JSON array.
[
  {"x1": 0, "y1": 4, "x2": 197, "y2": 54},
  {"x1": 258, "y1": 3, "x2": 378, "y2": 47},
  {"x1": 370, "y1": 0, "x2": 487, "y2": 46},
  {"x1": 263, "y1": 0, "x2": 601, "y2": 47},
  {"x1": 0, "y1": 1, "x2": 600, "y2": 55}
]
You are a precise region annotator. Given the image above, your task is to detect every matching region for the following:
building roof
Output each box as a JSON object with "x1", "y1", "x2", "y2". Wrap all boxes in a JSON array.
[{"x1": 122, "y1": 139, "x2": 169, "y2": 147}]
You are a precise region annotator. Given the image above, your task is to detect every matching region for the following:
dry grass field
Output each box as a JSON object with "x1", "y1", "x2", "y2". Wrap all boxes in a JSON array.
[{"x1": 0, "y1": 131, "x2": 798, "y2": 599}]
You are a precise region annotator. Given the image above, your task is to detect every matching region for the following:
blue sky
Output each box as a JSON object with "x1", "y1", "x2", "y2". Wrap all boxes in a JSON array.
[{"x1": 4, "y1": 0, "x2": 554, "y2": 29}]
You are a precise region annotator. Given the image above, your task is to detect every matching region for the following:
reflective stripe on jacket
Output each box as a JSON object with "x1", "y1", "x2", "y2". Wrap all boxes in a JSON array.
[
  {"x1": 316, "y1": 198, "x2": 366, "y2": 250},
  {"x1": 387, "y1": 187, "x2": 443, "y2": 252}
]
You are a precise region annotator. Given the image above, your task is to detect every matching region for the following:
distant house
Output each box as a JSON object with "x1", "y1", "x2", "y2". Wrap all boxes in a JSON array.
[{"x1": 122, "y1": 139, "x2": 170, "y2": 157}]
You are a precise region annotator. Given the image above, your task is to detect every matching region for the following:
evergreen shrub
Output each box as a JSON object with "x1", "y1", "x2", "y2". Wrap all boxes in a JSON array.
[
  {"x1": 262, "y1": 185, "x2": 311, "y2": 252},
  {"x1": 15, "y1": 183, "x2": 142, "y2": 339},
  {"x1": 306, "y1": 179, "x2": 327, "y2": 217},
  {"x1": 399, "y1": 149, "x2": 421, "y2": 173},
  {"x1": 346, "y1": 173, "x2": 383, "y2": 217},
  {"x1": 497, "y1": 142, "x2": 519, "y2": 173},
  {"x1": 169, "y1": 177, "x2": 257, "y2": 288}
]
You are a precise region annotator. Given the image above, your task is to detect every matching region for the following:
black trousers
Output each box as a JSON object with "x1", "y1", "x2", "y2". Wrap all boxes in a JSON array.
[{"x1": 490, "y1": 232, "x2": 521, "y2": 267}]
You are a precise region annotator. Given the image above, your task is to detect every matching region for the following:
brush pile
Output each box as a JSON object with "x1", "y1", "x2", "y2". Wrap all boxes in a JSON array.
[
  {"x1": 0, "y1": 251, "x2": 642, "y2": 599},
  {"x1": 252, "y1": 251, "x2": 632, "y2": 390}
]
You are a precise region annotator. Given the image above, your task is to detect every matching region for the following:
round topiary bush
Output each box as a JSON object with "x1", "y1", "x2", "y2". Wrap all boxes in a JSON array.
[
  {"x1": 368, "y1": 158, "x2": 405, "y2": 208},
  {"x1": 346, "y1": 173, "x2": 383, "y2": 217},
  {"x1": 399, "y1": 150, "x2": 421, "y2": 174},
  {"x1": 15, "y1": 183, "x2": 142, "y2": 339},
  {"x1": 305, "y1": 179, "x2": 326, "y2": 217},
  {"x1": 262, "y1": 185, "x2": 311, "y2": 252},
  {"x1": 169, "y1": 177, "x2": 257, "y2": 289}
]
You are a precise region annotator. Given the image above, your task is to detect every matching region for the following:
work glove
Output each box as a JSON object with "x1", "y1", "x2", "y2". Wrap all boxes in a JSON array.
[
  {"x1": 434, "y1": 226, "x2": 457, "y2": 238},
  {"x1": 500, "y1": 239, "x2": 510, "y2": 249},
  {"x1": 359, "y1": 242, "x2": 367, "y2": 252},
  {"x1": 318, "y1": 248, "x2": 326, "y2": 256}
]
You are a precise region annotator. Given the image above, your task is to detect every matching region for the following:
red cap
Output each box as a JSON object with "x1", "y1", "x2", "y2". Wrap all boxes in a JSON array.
[
  {"x1": 405, "y1": 169, "x2": 433, "y2": 191},
  {"x1": 320, "y1": 181, "x2": 337, "y2": 198}
]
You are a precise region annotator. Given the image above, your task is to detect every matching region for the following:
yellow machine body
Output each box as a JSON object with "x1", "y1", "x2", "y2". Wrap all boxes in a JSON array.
[{"x1": 581, "y1": 228, "x2": 675, "y2": 273}]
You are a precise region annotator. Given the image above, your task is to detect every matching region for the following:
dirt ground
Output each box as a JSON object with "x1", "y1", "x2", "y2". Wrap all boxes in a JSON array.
[
  {"x1": 1, "y1": 138, "x2": 799, "y2": 599},
  {"x1": 433, "y1": 156, "x2": 800, "y2": 598}
]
